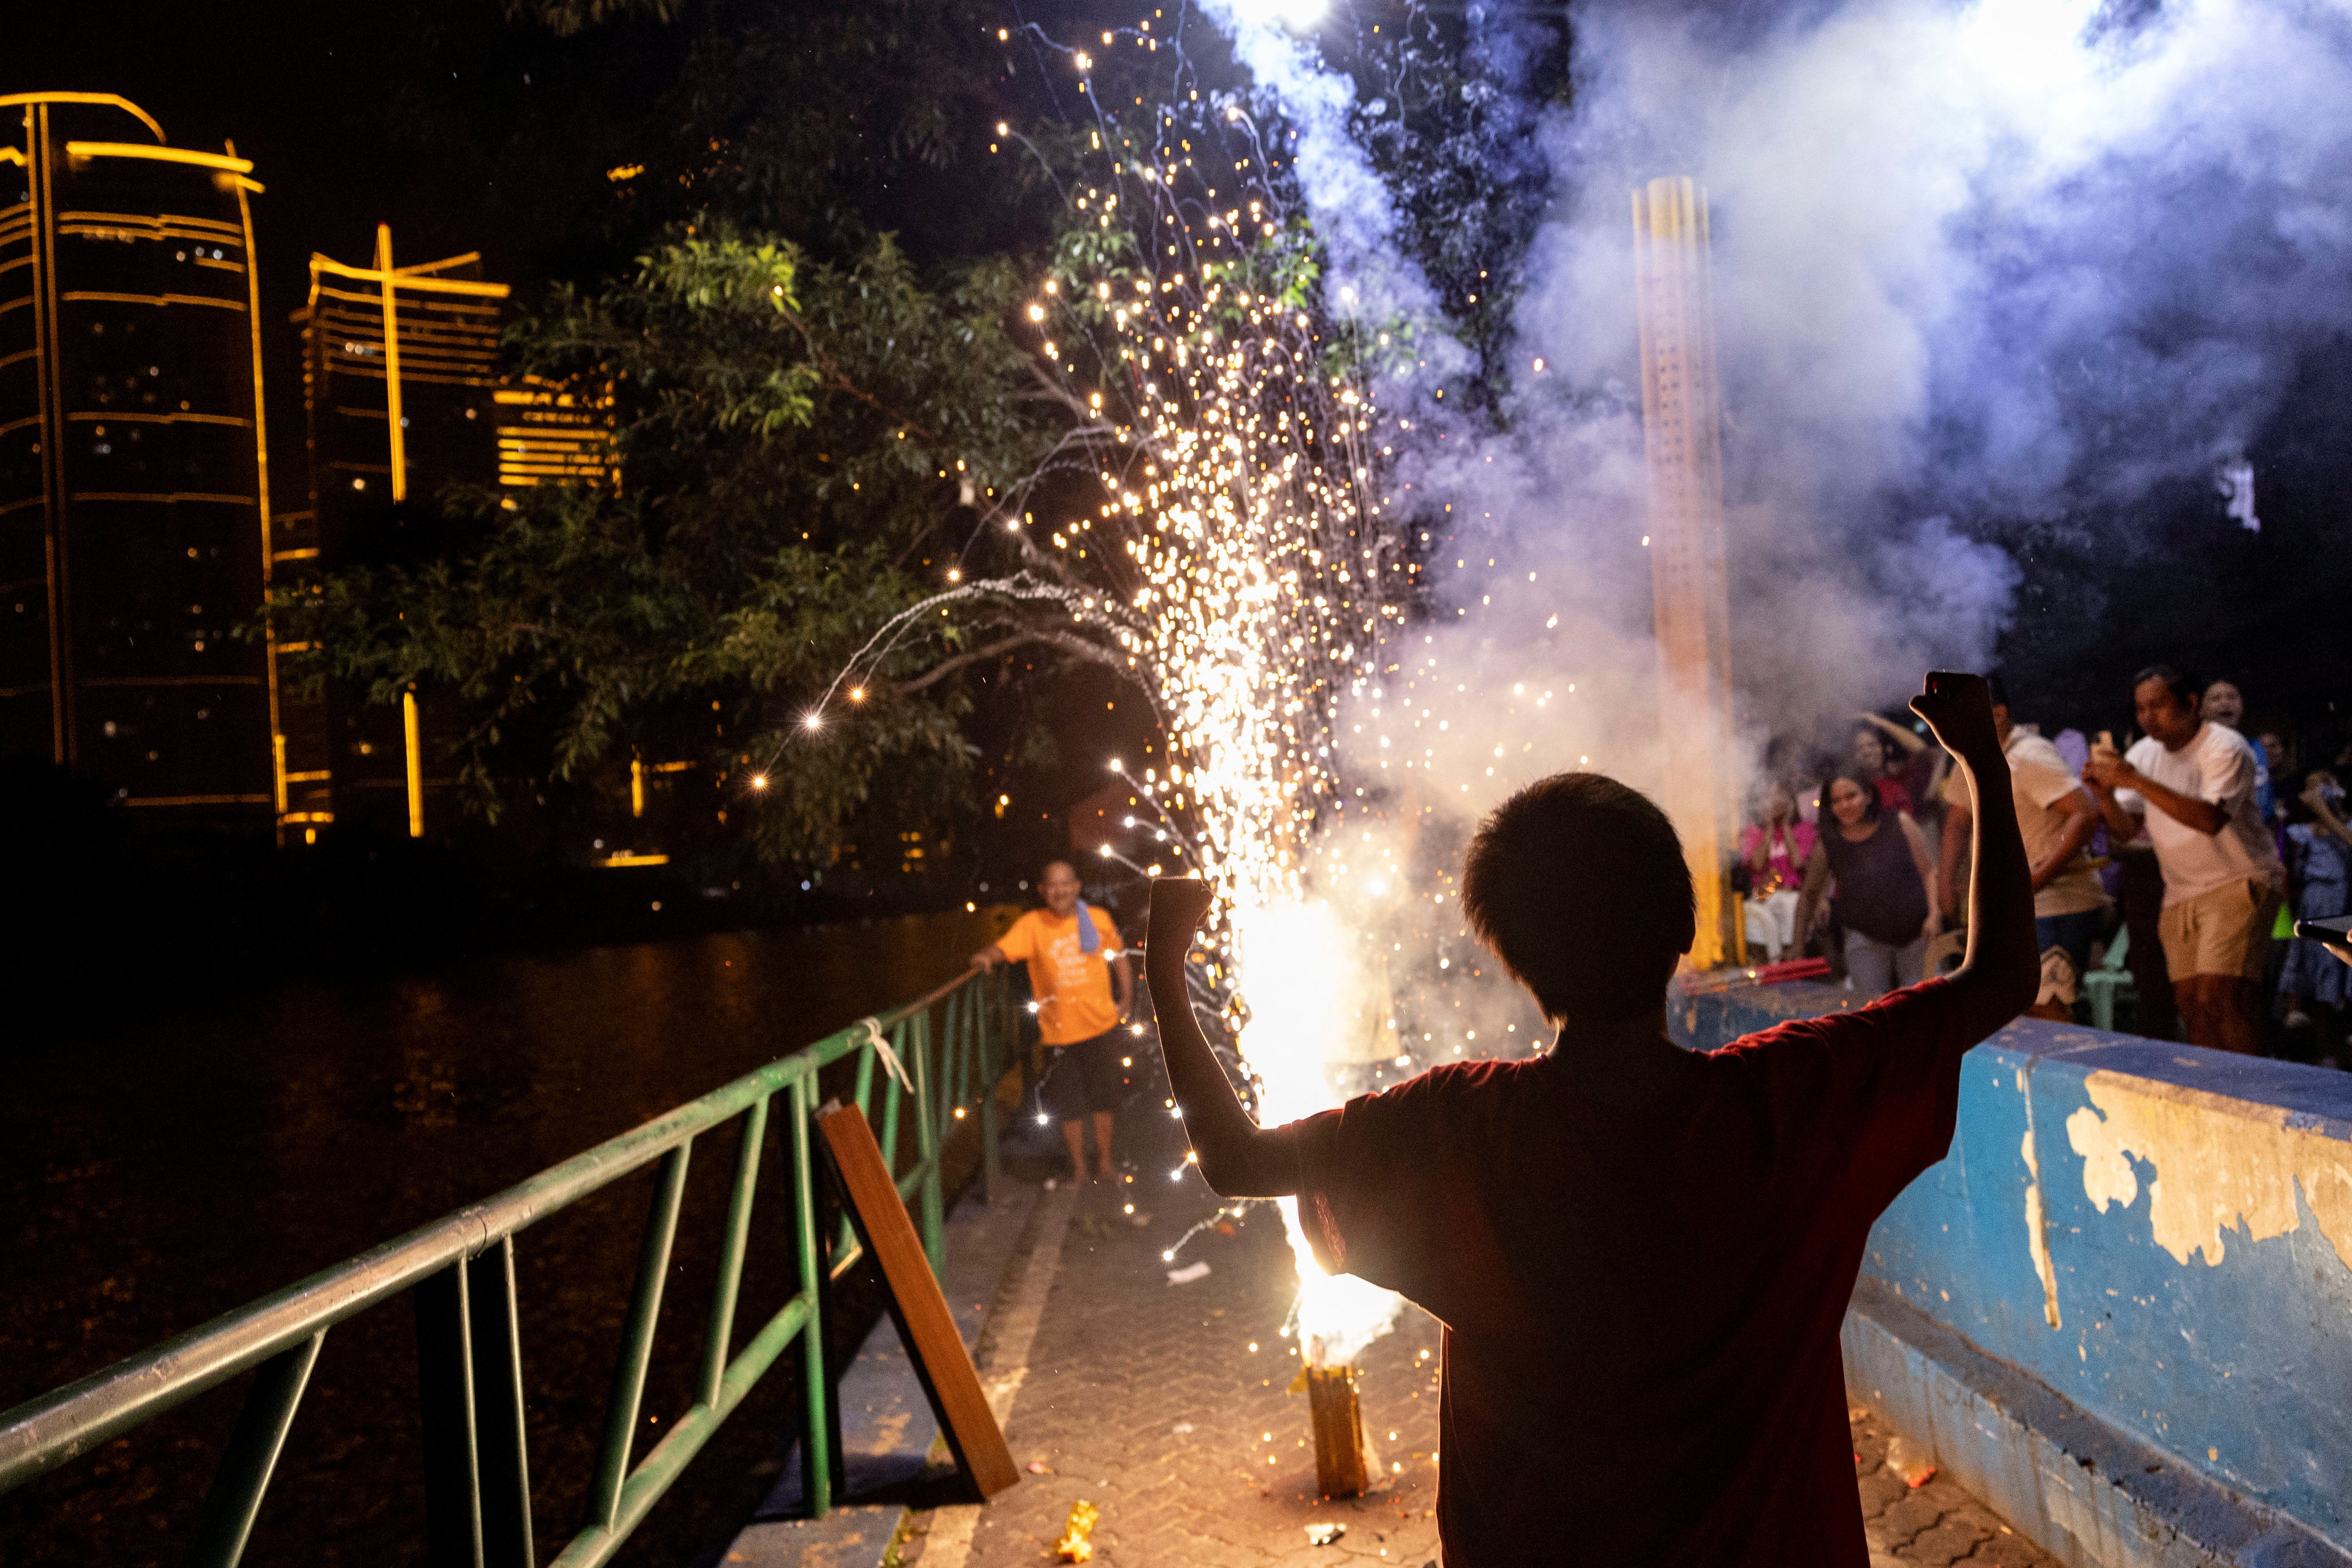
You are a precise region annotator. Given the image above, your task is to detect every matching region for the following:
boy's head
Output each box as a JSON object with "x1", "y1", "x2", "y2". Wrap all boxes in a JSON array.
[{"x1": 1461, "y1": 773, "x2": 1695, "y2": 1027}]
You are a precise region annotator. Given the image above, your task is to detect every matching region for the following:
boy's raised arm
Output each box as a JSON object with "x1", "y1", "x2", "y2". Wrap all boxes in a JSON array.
[
  {"x1": 1909, "y1": 672, "x2": 2040, "y2": 1038},
  {"x1": 1145, "y1": 878, "x2": 1302, "y2": 1197}
]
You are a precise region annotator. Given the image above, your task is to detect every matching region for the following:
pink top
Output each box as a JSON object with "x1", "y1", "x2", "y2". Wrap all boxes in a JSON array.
[{"x1": 1740, "y1": 821, "x2": 1817, "y2": 895}]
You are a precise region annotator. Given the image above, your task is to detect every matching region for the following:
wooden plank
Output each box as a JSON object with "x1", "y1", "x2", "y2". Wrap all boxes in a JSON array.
[{"x1": 815, "y1": 1104, "x2": 1020, "y2": 1500}]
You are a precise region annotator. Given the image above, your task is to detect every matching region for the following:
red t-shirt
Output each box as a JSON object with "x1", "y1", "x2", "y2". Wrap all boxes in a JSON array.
[{"x1": 1294, "y1": 978, "x2": 1969, "y2": 1566}]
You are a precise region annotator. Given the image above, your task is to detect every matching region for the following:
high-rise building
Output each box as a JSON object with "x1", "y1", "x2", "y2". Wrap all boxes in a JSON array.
[
  {"x1": 0, "y1": 93, "x2": 275, "y2": 827},
  {"x1": 278, "y1": 228, "x2": 511, "y2": 838}
]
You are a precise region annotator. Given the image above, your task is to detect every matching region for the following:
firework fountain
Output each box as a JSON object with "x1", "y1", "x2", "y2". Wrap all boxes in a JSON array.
[{"x1": 809, "y1": 53, "x2": 1452, "y2": 1478}]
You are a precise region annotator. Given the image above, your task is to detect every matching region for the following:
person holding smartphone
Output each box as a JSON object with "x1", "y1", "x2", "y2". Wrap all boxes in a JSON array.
[{"x1": 2085, "y1": 666, "x2": 2285, "y2": 1054}]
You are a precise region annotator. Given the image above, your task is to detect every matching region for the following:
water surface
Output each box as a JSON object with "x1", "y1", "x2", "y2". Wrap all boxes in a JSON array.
[{"x1": 3, "y1": 909, "x2": 1007, "y2": 1566}]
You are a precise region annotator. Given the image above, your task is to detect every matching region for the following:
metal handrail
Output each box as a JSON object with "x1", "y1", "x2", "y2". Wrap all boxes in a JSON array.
[{"x1": 0, "y1": 963, "x2": 1014, "y2": 1568}]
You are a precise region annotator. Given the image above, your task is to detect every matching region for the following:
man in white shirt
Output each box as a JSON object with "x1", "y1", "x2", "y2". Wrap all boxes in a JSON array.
[
  {"x1": 2087, "y1": 665, "x2": 2285, "y2": 1054},
  {"x1": 1939, "y1": 676, "x2": 2109, "y2": 985}
]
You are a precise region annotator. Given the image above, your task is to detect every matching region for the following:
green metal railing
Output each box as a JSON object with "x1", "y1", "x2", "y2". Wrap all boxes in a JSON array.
[{"x1": 0, "y1": 965, "x2": 1014, "y2": 1568}]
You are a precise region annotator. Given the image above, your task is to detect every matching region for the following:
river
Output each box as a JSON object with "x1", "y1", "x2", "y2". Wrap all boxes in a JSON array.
[{"x1": 2, "y1": 908, "x2": 1010, "y2": 1567}]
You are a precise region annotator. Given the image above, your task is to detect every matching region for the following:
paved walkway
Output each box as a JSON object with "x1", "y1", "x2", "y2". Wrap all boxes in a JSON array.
[
  {"x1": 1852, "y1": 1407, "x2": 2057, "y2": 1568},
  {"x1": 730, "y1": 1114, "x2": 2062, "y2": 1568}
]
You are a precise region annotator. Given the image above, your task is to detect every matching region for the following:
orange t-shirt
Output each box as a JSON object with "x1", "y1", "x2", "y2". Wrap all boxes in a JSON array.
[{"x1": 996, "y1": 905, "x2": 1125, "y2": 1045}]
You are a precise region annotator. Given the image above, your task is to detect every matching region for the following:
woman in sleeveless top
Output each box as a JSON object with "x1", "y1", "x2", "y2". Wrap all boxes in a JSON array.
[{"x1": 1794, "y1": 770, "x2": 1943, "y2": 993}]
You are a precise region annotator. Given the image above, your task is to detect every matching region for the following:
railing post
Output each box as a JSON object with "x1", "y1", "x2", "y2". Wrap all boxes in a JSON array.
[
  {"x1": 876, "y1": 1026, "x2": 905, "y2": 1180},
  {"x1": 912, "y1": 1009, "x2": 945, "y2": 1278},
  {"x1": 415, "y1": 1261, "x2": 485, "y2": 1568},
  {"x1": 182, "y1": 1331, "x2": 324, "y2": 1568},
  {"x1": 839, "y1": 1041, "x2": 878, "y2": 1265},
  {"x1": 466, "y1": 1240, "x2": 534, "y2": 1568},
  {"x1": 788, "y1": 1074, "x2": 835, "y2": 1517},
  {"x1": 586, "y1": 1141, "x2": 692, "y2": 1531},
  {"x1": 701, "y1": 1095, "x2": 768, "y2": 1408},
  {"x1": 944, "y1": 986, "x2": 967, "y2": 1130},
  {"x1": 936, "y1": 988, "x2": 957, "y2": 1136},
  {"x1": 980, "y1": 973, "x2": 1002, "y2": 1204}
]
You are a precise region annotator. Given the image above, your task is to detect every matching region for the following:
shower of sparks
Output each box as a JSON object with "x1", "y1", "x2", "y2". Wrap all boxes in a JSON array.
[{"x1": 793, "y1": 21, "x2": 1564, "y2": 1363}]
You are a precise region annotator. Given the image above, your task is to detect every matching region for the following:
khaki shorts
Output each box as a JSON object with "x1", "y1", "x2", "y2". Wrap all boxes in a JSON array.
[{"x1": 2158, "y1": 878, "x2": 2282, "y2": 982}]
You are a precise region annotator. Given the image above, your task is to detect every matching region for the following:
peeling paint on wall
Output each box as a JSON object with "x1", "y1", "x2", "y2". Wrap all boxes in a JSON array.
[
  {"x1": 2064, "y1": 1071, "x2": 2352, "y2": 1274},
  {"x1": 2018, "y1": 1069, "x2": 2063, "y2": 1329}
]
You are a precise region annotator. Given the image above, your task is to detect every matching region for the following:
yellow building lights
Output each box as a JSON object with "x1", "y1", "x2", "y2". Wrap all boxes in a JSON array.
[{"x1": 493, "y1": 382, "x2": 614, "y2": 488}]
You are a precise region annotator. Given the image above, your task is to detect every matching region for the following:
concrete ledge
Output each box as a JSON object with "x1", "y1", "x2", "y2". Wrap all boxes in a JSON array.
[
  {"x1": 1672, "y1": 980, "x2": 2352, "y2": 1556},
  {"x1": 1846, "y1": 1282, "x2": 2350, "y2": 1568}
]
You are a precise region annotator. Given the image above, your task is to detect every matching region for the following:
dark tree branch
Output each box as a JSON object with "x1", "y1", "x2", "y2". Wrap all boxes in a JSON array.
[{"x1": 775, "y1": 302, "x2": 939, "y2": 440}]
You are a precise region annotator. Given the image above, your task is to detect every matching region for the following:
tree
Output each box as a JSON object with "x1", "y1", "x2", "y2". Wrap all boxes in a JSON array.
[{"x1": 271, "y1": 1, "x2": 1429, "y2": 876}]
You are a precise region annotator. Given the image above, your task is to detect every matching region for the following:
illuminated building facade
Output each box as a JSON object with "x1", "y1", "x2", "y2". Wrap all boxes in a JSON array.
[
  {"x1": 0, "y1": 94, "x2": 275, "y2": 826},
  {"x1": 278, "y1": 229, "x2": 616, "y2": 842},
  {"x1": 278, "y1": 227, "x2": 510, "y2": 838}
]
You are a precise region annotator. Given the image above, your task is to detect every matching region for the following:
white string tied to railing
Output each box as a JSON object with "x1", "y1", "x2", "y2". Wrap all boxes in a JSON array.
[{"x1": 851, "y1": 1015, "x2": 916, "y2": 1095}]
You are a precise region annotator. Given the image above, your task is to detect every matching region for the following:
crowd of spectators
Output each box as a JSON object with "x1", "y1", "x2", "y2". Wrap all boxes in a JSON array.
[{"x1": 1747, "y1": 668, "x2": 2352, "y2": 1065}]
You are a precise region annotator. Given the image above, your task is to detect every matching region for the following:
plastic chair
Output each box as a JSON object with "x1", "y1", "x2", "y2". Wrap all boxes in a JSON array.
[{"x1": 2082, "y1": 926, "x2": 2135, "y2": 1032}]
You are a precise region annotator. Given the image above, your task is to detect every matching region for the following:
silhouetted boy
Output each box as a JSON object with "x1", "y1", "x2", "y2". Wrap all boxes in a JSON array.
[{"x1": 1146, "y1": 672, "x2": 2037, "y2": 1565}]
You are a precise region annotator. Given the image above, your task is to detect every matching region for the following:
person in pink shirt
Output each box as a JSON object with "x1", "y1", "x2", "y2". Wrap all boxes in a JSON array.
[{"x1": 1739, "y1": 782, "x2": 1816, "y2": 962}]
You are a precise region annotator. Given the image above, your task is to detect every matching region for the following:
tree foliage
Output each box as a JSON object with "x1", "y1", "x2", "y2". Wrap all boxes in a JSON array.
[
  {"x1": 270, "y1": 0, "x2": 1450, "y2": 873},
  {"x1": 273, "y1": 223, "x2": 1079, "y2": 864}
]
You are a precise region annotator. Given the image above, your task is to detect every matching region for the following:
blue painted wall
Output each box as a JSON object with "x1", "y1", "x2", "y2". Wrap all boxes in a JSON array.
[{"x1": 1671, "y1": 982, "x2": 2352, "y2": 1554}]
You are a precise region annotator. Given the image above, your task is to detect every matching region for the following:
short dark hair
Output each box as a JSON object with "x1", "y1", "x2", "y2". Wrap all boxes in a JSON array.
[
  {"x1": 1460, "y1": 774, "x2": 1694, "y2": 1024},
  {"x1": 2133, "y1": 665, "x2": 2199, "y2": 708},
  {"x1": 1828, "y1": 770, "x2": 1885, "y2": 824}
]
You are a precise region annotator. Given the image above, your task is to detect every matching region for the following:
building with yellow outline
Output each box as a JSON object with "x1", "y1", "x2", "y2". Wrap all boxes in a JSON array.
[
  {"x1": 277, "y1": 229, "x2": 512, "y2": 838},
  {"x1": 0, "y1": 94, "x2": 275, "y2": 827},
  {"x1": 280, "y1": 229, "x2": 610, "y2": 840}
]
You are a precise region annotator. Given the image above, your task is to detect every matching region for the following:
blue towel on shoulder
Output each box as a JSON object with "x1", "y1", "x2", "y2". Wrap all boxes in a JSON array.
[{"x1": 1074, "y1": 897, "x2": 1100, "y2": 954}]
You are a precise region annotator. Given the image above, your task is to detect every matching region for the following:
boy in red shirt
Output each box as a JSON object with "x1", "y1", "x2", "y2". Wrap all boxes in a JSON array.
[{"x1": 1145, "y1": 673, "x2": 2036, "y2": 1565}]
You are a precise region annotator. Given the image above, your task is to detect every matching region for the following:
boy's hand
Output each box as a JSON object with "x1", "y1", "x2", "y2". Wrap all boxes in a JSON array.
[
  {"x1": 1148, "y1": 878, "x2": 1215, "y2": 953},
  {"x1": 1909, "y1": 671, "x2": 2000, "y2": 764}
]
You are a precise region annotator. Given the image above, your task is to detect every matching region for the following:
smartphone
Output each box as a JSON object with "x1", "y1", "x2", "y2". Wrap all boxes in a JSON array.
[{"x1": 2294, "y1": 914, "x2": 2352, "y2": 943}]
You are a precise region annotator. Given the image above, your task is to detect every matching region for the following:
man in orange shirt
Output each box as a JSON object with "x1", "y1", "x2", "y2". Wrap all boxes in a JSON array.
[{"x1": 971, "y1": 861, "x2": 1133, "y2": 1181}]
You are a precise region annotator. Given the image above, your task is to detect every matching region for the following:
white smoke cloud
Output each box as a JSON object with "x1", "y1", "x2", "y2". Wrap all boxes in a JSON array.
[
  {"x1": 1320, "y1": 0, "x2": 2352, "y2": 814},
  {"x1": 1195, "y1": 0, "x2": 2352, "y2": 1227}
]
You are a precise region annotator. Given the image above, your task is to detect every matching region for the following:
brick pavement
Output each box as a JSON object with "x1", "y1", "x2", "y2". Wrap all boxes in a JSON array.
[
  {"x1": 888, "y1": 1162, "x2": 2062, "y2": 1568},
  {"x1": 919, "y1": 1177, "x2": 1444, "y2": 1568},
  {"x1": 1851, "y1": 1409, "x2": 2059, "y2": 1568}
]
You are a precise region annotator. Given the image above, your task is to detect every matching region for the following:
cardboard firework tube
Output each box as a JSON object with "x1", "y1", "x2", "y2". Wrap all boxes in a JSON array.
[{"x1": 1304, "y1": 1363, "x2": 1377, "y2": 1497}]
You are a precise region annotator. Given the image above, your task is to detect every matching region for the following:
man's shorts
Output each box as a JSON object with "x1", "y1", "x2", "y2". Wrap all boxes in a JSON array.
[
  {"x1": 1039, "y1": 1030, "x2": 1127, "y2": 1121},
  {"x1": 2159, "y1": 878, "x2": 2283, "y2": 981}
]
